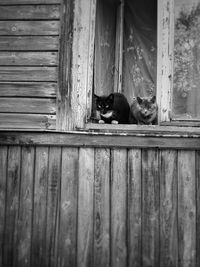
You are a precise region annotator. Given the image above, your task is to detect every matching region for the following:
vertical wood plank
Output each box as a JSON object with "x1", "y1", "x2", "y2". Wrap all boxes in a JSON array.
[
  {"x1": 111, "y1": 149, "x2": 127, "y2": 267},
  {"x1": 197, "y1": 150, "x2": 200, "y2": 267},
  {"x1": 17, "y1": 147, "x2": 34, "y2": 267},
  {"x1": 58, "y1": 148, "x2": 78, "y2": 267},
  {"x1": 71, "y1": 0, "x2": 96, "y2": 129},
  {"x1": 77, "y1": 148, "x2": 94, "y2": 267},
  {"x1": 32, "y1": 146, "x2": 49, "y2": 267},
  {"x1": 57, "y1": 0, "x2": 75, "y2": 131},
  {"x1": 94, "y1": 148, "x2": 110, "y2": 267},
  {"x1": 46, "y1": 147, "x2": 61, "y2": 267},
  {"x1": 0, "y1": 146, "x2": 8, "y2": 267},
  {"x1": 128, "y1": 149, "x2": 142, "y2": 267},
  {"x1": 178, "y1": 150, "x2": 196, "y2": 267},
  {"x1": 3, "y1": 146, "x2": 21, "y2": 267},
  {"x1": 160, "y1": 150, "x2": 178, "y2": 267},
  {"x1": 157, "y1": 0, "x2": 174, "y2": 123},
  {"x1": 142, "y1": 149, "x2": 159, "y2": 267}
]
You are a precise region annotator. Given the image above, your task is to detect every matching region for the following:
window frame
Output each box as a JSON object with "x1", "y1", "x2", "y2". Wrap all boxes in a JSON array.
[{"x1": 63, "y1": 0, "x2": 200, "y2": 131}]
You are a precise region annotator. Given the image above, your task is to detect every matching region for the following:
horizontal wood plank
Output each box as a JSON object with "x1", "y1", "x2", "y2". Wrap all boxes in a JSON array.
[
  {"x1": 0, "y1": 21, "x2": 60, "y2": 35},
  {"x1": 0, "y1": 5, "x2": 60, "y2": 20},
  {"x1": 0, "y1": 131, "x2": 199, "y2": 148},
  {"x1": 0, "y1": 113, "x2": 56, "y2": 129},
  {"x1": 0, "y1": 82, "x2": 57, "y2": 97},
  {"x1": 0, "y1": 0, "x2": 61, "y2": 4},
  {"x1": 0, "y1": 67, "x2": 57, "y2": 81},
  {"x1": 0, "y1": 98, "x2": 56, "y2": 114},
  {"x1": 0, "y1": 36, "x2": 59, "y2": 50},
  {"x1": 0, "y1": 52, "x2": 58, "y2": 66}
]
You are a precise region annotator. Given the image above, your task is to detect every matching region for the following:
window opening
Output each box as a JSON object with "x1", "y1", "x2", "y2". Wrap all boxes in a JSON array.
[{"x1": 172, "y1": 0, "x2": 200, "y2": 121}]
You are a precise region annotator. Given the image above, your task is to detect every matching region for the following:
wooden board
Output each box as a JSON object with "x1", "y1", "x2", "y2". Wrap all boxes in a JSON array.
[
  {"x1": 77, "y1": 148, "x2": 94, "y2": 267},
  {"x1": 0, "y1": 36, "x2": 59, "y2": 51},
  {"x1": 0, "y1": 113, "x2": 56, "y2": 130},
  {"x1": 0, "y1": 82, "x2": 57, "y2": 97},
  {"x1": 46, "y1": 147, "x2": 61, "y2": 267},
  {"x1": 0, "y1": 67, "x2": 57, "y2": 81},
  {"x1": 32, "y1": 146, "x2": 49, "y2": 267},
  {"x1": 59, "y1": 148, "x2": 79, "y2": 267},
  {"x1": 0, "y1": 52, "x2": 58, "y2": 66},
  {"x1": 142, "y1": 149, "x2": 159, "y2": 267},
  {"x1": 128, "y1": 149, "x2": 142, "y2": 267},
  {"x1": 160, "y1": 150, "x2": 178, "y2": 266},
  {"x1": 196, "y1": 150, "x2": 200, "y2": 267},
  {"x1": 111, "y1": 149, "x2": 127, "y2": 267},
  {"x1": 3, "y1": 146, "x2": 21, "y2": 267},
  {"x1": 0, "y1": 0, "x2": 61, "y2": 4},
  {"x1": 178, "y1": 150, "x2": 196, "y2": 266},
  {"x1": 0, "y1": 5, "x2": 60, "y2": 20},
  {"x1": 0, "y1": 98, "x2": 56, "y2": 114},
  {"x1": 94, "y1": 148, "x2": 110, "y2": 267},
  {"x1": 0, "y1": 146, "x2": 7, "y2": 267},
  {"x1": 17, "y1": 146, "x2": 34, "y2": 267},
  {"x1": 0, "y1": 21, "x2": 60, "y2": 35}
]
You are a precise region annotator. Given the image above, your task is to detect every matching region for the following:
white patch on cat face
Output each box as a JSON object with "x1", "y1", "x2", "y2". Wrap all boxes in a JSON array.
[{"x1": 101, "y1": 111, "x2": 113, "y2": 118}]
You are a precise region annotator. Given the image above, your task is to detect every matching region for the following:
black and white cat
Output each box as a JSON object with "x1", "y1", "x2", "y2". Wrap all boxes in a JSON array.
[
  {"x1": 94, "y1": 93, "x2": 130, "y2": 124},
  {"x1": 129, "y1": 96, "x2": 158, "y2": 125}
]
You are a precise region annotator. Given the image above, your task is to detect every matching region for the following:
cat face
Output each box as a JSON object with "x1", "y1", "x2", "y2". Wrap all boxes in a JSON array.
[
  {"x1": 136, "y1": 96, "x2": 157, "y2": 118},
  {"x1": 94, "y1": 93, "x2": 114, "y2": 115}
]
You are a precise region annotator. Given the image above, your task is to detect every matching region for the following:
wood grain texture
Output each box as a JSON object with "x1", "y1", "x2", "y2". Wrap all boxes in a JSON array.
[
  {"x1": 77, "y1": 148, "x2": 94, "y2": 267},
  {"x1": 46, "y1": 147, "x2": 61, "y2": 267},
  {"x1": 0, "y1": 21, "x2": 60, "y2": 35},
  {"x1": 0, "y1": 52, "x2": 58, "y2": 66},
  {"x1": 111, "y1": 149, "x2": 127, "y2": 267},
  {"x1": 142, "y1": 149, "x2": 159, "y2": 267},
  {"x1": 0, "y1": 146, "x2": 7, "y2": 267},
  {"x1": 58, "y1": 148, "x2": 78, "y2": 267},
  {"x1": 128, "y1": 149, "x2": 142, "y2": 267},
  {"x1": 0, "y1": 0, "x2": 61, "y2": 4},
  {"x1": 0, "y1": 131, "x2": 200, "y2": 149},
  {"x1": 94, "y1": 148, "x2": 110, "y2": 267},
  {"x1": 57, "y1": 0, "x2": 74, "y2": 130},
  {"x1": 71, "y1": 0, "x2": 96, "y2": 129},
  {"x1": 0, "y1": 82, "x2": 57, "y2": 97},
  {"x1": 32, "y1": 146, "x2": 49, "y2": 267},
  {"x1": 0, "y1": 67, "x2": 57, "y2": 81},
  {"x1": 0, "y1": 114, "x2": 56, "y2": 130},
  {"x1": 3, "y1": 146, "x2": 21, "y2": 267},
  {"x1": 17, "y1": 146, "x2": 34, "y2": 267},
  {"x1": 0, "y1": 5, "x2": 60, "y2": 20},
  {"x1": 178, "y1": 150, "x2": 196, "y2": 267},
  {"x1": 196, "y1": 150, "x2": 200, "y2": 267},
  {"x1": 160, "y1": 150, "x2": 178, "y2": 267},
  {"x1": 0, "y1": 36, "x2": 59, "y2": 51},
  {"x1": 0, "y1": 98, "x2": 56, "y2": 114}
]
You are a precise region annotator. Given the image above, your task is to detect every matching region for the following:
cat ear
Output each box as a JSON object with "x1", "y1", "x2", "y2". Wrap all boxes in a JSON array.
[
  {"x1": 108, "y1": 93, "x2": 114, "y2": 102},
  {"x1": 151, "y1": 96, "x2": 156, "y2": 103},
  {"x1": 94, "y1": 94, "x2": 99, "y2": 101},
  {"x1": 137, "y1": 97, "x2": 143, "y2": 104}
]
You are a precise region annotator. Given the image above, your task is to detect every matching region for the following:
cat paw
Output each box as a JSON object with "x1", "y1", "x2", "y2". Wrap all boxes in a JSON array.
[
  {"x1": 98, "y1": 120, "x2": 105, "y2": 124},
  {"x1": 111, "y1": 120, "x2": 118, "y2": 124}
]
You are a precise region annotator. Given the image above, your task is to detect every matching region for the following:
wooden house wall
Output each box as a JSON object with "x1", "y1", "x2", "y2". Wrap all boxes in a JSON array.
[
  {"x1": 0, "y1": 0, "x2": 62, "y2": 130},
  {"x1": 0, "y1": 143, "x2": 200, "y2": 267}
]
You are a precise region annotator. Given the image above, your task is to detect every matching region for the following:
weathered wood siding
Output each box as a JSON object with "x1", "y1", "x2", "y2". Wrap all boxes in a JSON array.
[
  {"x1": 0, "y1": 0, "x2": 61, "y2": 130},
  {"x1": 0, "y1": 143, "x2": 199, "y2": 267}
]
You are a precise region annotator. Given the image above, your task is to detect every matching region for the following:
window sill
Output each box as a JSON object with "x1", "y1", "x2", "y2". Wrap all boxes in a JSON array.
[{"x1": 84, "y1": 123, "x2": 200, "y2": 138}]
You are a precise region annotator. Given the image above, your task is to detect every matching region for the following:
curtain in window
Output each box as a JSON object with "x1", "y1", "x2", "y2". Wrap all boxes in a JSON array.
[
  {"x1": 173, "y1": 0, "x2": 200, "y2": 119},
  {"x1": 123, "y1": 0, "x2": 157, "y2": 103}
]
